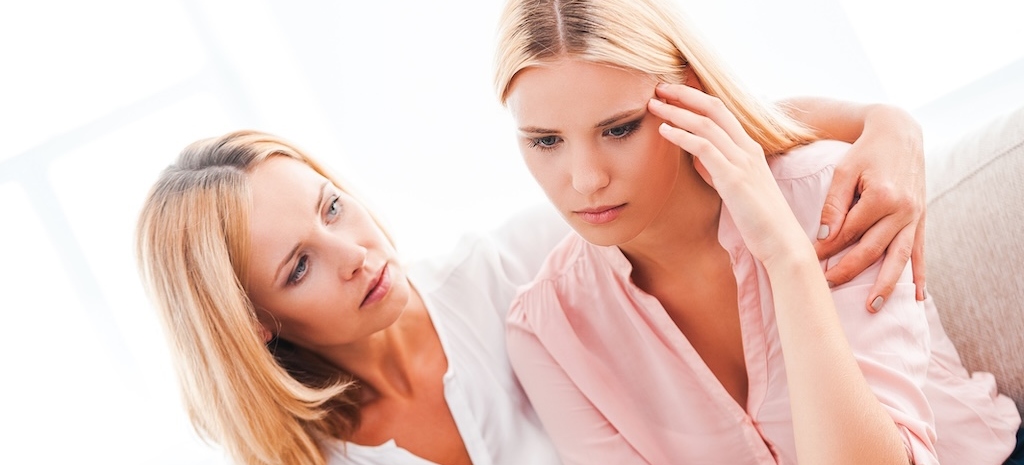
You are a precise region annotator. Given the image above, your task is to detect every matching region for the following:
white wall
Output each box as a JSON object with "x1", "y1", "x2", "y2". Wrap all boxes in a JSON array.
[{"x1": 1, "y1": 0, "x2": 1021, "y2": 462}]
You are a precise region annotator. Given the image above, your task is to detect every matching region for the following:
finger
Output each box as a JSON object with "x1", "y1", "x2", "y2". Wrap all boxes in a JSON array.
[
  {"x1": 816, "y1": 183, "x2": 906, "y2": 262},
  {"x1": 648, "y1": 98, "x2": 739, "y2": 161},
  {"x1": 822, "y1": 213, "x2": 900, "y2": 286},
  {"x1": 653, "y1": 84, "x2": 754, "y2": 152},
  {"x1": 862, "y1": 224, "x2": 915, "y2": 313},
  {"x1": 814, "y1": 164, "x2": 858, "y2": 259},
  {"x1": 911, "y1": 212, "x2": 927, "y2": 301},
  {"x1": 657, "y1": 122, "x2": 731, "y2": 177}
]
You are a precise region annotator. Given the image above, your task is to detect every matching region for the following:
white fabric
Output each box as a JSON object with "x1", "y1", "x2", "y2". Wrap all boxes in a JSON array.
[{"x1": 326, "y1": 204, "x2": 570, "y2": 465}]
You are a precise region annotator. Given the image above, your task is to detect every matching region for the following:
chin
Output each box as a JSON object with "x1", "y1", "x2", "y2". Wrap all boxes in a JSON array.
[{"x1": 571, "y1": 221, "x2": 640, "y2": 248}]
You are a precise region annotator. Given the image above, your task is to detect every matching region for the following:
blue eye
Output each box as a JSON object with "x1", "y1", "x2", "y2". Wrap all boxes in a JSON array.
[
  {"x1": 604, "y1": 120, "x2": 641, "y2": 139},
  {"x1": 327, "y1": 197, "x2": 340, "y2": 218},
  {"x1": 529, "y1": 135, "x2": 562, "y2": 151},
  {"x1": 288, "y1": 256, "x2": 308, "y2": 285}
]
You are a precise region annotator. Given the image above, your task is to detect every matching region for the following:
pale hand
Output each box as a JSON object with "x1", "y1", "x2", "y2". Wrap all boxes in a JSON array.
[{"x1": 647, "y1": 83, "x2": 812, "y2": 266}]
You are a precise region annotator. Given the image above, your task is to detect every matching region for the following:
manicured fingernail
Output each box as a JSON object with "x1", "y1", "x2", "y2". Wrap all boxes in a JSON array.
[
  {"x1": 827, "y1": 281, "x2": 835, "y2": 288},
  {"x1": 816, "y1": 224, "x2": 830, "y2": 240},
  {"x1": 870, "y1": 296, "x2": 884, "y2": 312}
]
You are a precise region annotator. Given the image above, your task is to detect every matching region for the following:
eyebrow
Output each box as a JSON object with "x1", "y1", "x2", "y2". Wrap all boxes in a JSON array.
[
  {"x1": 274, "y1": 180, "x2": 330, "y2": 285},
  {"x1": 518, "y1": 106, "x2": 647, "y2": 134}
]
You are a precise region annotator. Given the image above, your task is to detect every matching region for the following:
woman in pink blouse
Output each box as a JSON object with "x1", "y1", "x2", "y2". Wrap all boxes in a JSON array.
[{"x1": 493, "y1": 0, "x2": 1022, "y2": 463}]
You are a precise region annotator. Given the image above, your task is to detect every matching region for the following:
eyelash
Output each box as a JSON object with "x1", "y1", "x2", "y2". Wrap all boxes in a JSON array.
[
  {"x1": 527, "y1": 119, "x2": 644, "y2": 152},
  {"x1": 288, "y1": 256, "x2": 308, "y2": 285},
  {"x1": 287, "y1": 195, "x2": 342, "y2": 286}
]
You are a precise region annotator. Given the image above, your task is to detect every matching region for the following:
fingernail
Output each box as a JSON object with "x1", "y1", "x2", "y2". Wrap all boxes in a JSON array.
[
  {"x1": 870, "y1": 296, "x2": 884, "y2": 312},
  {"x1": 816, "y1": 224, "x2": 830, "y2": 240},
  {"x1": 649, "y1": 98, "x2": 663, "y2": 107},
  {"x1": 656, "y1": 82, "x2": 668, "y2": 89},
  {"x1": 827, "y1": 281, "x2": 835, "y2": 288}
]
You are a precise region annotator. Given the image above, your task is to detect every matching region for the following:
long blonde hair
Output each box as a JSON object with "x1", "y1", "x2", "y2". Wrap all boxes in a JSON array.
[
  {"x1": 136, "y1": 130, "x2": 363, "y2": 465},
  {"x1": 493, "y1": 0, "x2": 817, "y2": 155}
]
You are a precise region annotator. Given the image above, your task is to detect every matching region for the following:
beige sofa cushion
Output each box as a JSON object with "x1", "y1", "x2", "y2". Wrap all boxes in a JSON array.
[{"x1": 925, "y1": 105, "x2": 1024, "y2": 418}]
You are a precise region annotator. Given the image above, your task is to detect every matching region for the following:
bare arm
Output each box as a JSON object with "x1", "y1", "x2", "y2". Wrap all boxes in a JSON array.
[
  {"x1": 651, "y1": 86, "x2": 915, "y2": 464},
  {"x1": 782, "y1": 97, "x2": 926, "y2": 311}
]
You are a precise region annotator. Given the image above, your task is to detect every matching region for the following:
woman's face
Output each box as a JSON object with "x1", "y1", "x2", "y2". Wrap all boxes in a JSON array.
[
  {"x1": 505, "y1": 58, "x2": 686, "y2": 246},
  {"x1": 245, "y1": 156, "x2": 410, "y2": 350}
]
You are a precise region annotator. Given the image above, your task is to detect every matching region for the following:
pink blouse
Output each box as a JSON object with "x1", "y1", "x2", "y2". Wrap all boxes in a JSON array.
[{"x1": 506, "y1": 141, "x2": 1020, "y2": 465}]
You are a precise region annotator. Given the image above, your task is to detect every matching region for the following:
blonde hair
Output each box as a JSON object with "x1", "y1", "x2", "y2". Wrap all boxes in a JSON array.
[
  {"x1": 493, "y1": 0, "x2": 817, "y2": 155},
  {"x1": 136, "y1": 130, "x2": 363, "y2": 465}
]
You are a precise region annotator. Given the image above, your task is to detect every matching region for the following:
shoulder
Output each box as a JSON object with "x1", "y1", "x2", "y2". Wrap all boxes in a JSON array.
[
  {"x1": 768, "y1": 139, "x2": 852, "y2": 181},
  {"x1": 410, "y1": 203, "x2": 570, "y2": 295},
  {"x1": 509, "y1": 233, "x2": 623, "y2": 324},
  {"x1": 524, "y1": 232, "x2": 612, "y2": 290},
  {"x1": 407, "y1": 209, "x2": 570, "y2": 323},
  {"x1": 766, "y1": 140, "x2": 852, "y2": 231}
]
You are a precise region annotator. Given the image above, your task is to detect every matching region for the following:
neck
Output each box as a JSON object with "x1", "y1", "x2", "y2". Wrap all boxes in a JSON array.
[
  {"x1": 317, "y1": 285, "x2": 436, "y2": 400},
  {"x1": 620, "y1": 158, "x2": 724, "y2": 287}
]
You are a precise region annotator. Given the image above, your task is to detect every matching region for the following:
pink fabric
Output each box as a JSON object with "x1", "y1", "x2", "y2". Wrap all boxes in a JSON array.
[{"x1": 506, "y1": 141, "x2": 1020, "y2": 465}]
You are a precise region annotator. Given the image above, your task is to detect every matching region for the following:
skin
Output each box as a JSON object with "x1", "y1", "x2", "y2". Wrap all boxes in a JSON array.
[
  {"x1": 506, "y1": 58, "x2": 909, "y2": 464},
  {"x1": 508, "y1": 59, "x2": 751, "y2": 405},
  {"x1": 786, "y1": 98, "x2": 927, "y2": 306},
  {"x1": 245, "y1": 156, "x2": 472, "y2": 465}
]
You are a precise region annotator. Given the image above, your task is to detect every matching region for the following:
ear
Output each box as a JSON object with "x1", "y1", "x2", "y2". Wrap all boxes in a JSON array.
[{"x1": 257, "y1": 324, "x2": 273, "y2": 343}]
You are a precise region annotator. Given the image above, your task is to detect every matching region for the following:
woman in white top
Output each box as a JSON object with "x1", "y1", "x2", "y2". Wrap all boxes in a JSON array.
[{"x1": 136, "y1": 124, "x2": 926, "y2": 465}]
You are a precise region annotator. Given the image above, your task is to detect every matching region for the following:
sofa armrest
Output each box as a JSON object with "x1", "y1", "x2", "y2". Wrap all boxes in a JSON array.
[{"x1": 925, "y1": 105, "x2": 1024, "y2": 418}]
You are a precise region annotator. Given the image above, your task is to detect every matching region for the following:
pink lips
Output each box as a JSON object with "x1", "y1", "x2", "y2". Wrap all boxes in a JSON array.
[
  {"x1": 575, "y1": 204, "x2": 625, "y2": 225},
  {"x1": 360, "y1": 263, "x2": 391, "y2": 308}
]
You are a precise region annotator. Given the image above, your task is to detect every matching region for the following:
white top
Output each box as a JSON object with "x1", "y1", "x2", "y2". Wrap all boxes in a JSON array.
[{"x1": 326, "y1": 204, "x2": 570, "y2": 465}]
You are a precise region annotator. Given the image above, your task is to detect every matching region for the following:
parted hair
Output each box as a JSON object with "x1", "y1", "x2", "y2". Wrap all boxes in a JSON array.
[
  {"x1": 136, "y1": 130, "x2": 363, "y2": 465},
  {"x1": 493, "y1": 0, "x2": 816, "y2": 155}
]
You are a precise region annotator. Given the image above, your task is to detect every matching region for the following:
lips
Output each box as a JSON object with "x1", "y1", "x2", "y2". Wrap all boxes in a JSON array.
[
  {"x1": 574, "y1": 204, "x2": 625, "y2": 225},
  {"x1": 360, "y1": 263, "x2": 391, "y2": 308}
]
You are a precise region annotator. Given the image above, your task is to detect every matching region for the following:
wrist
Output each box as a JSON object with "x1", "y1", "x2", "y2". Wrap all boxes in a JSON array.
[
  {"x1": 862, "y1": 103, "x2": 921, "y2": 141},
  {"x1": 761, "y1": 240, "x2": 819, "y2": 277}
]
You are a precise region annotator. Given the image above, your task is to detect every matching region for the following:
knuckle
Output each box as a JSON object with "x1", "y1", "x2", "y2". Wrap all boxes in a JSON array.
[
  {"x1": 891, "y1": 242, "x2": 913, "y2": 263},
  {"x1": 821, "y1": 194, "x2": 847, "y2": 214},
  {"x1": 693, "y1": 137, "x2": 715, "y2": 154},
  {"x1": 708, "y1": 97, "x2": 729, "y2": 115},
  {"x1": 828, "y1": 266, "x2": 856, "y2": 284},
  {"x1": 860, "y1": 242, "x2": 887, "y2": 261},
  {"x1": 874, "y1": 182, "x2": 904, "y2": 207},
  {"x1": 832, "y1": 164, "x2": 854, "y2": 180},
  {"x1": 697, "y1": 115, "x2": 716, "y2": 133},
  {"x1": 837, "y1": 229, "x2": 861, "y2": 247}
]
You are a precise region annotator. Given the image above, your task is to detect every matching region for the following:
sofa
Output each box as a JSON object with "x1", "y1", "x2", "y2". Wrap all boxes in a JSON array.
[{"x1": 925, "y1": 104, "x2": 1024, "y2": 418}]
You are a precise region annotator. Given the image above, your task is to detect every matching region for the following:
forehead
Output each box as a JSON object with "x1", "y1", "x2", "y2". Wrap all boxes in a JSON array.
[
  {"x1": 246, "y1": 156, "x2": 325, "y2": 279},
  {"x1": 248, "y1": 156, "x2": 325, "y2": 213},
  {"x1": 506, "y1": 59, "x2": 657, "y2": 125}
]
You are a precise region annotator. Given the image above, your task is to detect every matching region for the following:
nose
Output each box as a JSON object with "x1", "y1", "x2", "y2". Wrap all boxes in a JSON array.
[
  {"x1": 569, "y1": 144, "x2": 610, "y2": 196},
  {"x1": 330, "y1": 235, "x2": 368, "y2": 281}
]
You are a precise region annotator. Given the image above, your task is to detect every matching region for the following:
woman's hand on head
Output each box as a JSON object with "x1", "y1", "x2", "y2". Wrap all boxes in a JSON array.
[
  {"x1": 809, "y1": 104, "x2": 927, "y2": 311},
  {"x1": 648, "y1": 83, "x2": 812, "y2": 267}
]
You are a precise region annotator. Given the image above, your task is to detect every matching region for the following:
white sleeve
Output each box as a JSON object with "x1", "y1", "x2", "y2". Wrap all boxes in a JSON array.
[{"x1": 486, "y1": 202, "x2": 570, "y2": 287}]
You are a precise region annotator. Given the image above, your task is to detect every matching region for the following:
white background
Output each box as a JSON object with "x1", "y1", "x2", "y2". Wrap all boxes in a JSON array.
[{"x1": 1, "y1": 0, "x2": 1022, "y2": 463}]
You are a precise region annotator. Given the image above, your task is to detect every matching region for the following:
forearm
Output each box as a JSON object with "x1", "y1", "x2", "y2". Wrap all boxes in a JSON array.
[
  {"x1": 765, "y1": 246, "x2": 909, "y2": 465},
  {"x1": 781, "y1": 97, "x2": 920, "y2": 145}
]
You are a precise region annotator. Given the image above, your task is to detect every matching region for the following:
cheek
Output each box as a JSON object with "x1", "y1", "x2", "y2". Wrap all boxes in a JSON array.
[
  {"x1": 521, "y1": 152, "x2": 560, "y2": 192},
  {"x1": 626, "y1": 130, "x2": 680, "y2": 177}
]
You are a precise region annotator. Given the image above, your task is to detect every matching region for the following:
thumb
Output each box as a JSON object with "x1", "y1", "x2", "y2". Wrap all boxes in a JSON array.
[{"x1": 815, "y1": 165, "x2": 858, "y2": 257}]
